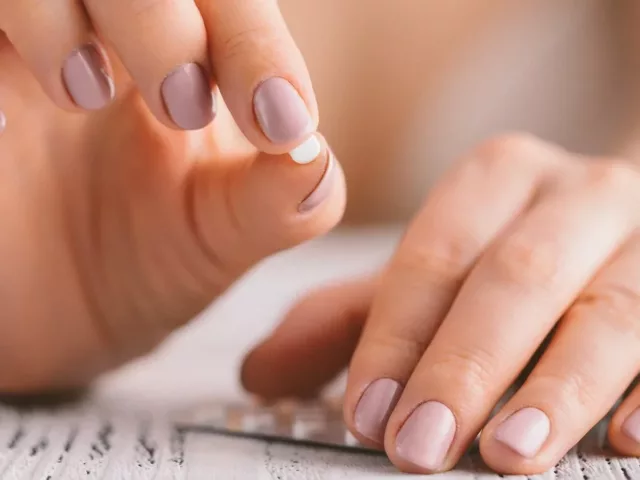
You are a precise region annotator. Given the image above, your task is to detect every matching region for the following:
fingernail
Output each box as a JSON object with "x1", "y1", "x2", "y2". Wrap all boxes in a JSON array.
[
  {"x1": 298, "y1": 149, "x2": 337, "y2": 214},
  {"x1": 622, "y1": 408, "x2": 640, "y2": 443},
  {"x1": 395, "y1": 401, "x2": 456, "y2": 471},
  {"x1": 0, "y1": 110, "x2": 5, "y2": 135},
  {"x1": 62, "y1": 44, "x2": 114, "y2": 110},
  {"x1": 254, "y1": 77, "x2": 313, "y2": 145},
  {"x1": 354, "y1": 379, "x2": 402, "y2": 443},
  {"x1": 162, "y1": 63, "x2": 216, "y2": 130},
  {"x1": 494, "y1": 407, "x2": 550, "y2": 458}
]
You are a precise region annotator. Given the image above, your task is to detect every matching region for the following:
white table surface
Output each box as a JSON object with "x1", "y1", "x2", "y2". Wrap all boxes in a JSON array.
[{"x1": 0, "y1": 227, "x2": 637, "y2": 479}]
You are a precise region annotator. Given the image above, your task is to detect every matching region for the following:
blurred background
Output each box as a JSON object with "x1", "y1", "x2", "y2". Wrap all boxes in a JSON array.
[{"x1": 280, "y1": 0, "x2": 637, "y2": 225}]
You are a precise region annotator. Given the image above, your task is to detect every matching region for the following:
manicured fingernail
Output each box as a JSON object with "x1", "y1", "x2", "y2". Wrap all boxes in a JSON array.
[
  {"x1": 0, "y1": 110, "x2": 5, "y2": 135},
  {"x1": 254, "y1": 77, "x2": 313, "y2": 145},
  {"x1": 162, "y1": 63, "x2": 215, "y2": 130},
  {"x1": 298, "y1": 148, "x2": 337, "y2": 213},
  {"x1": 396, "y1": 401, "x2": 456, "y2": 471},
  {"x1": 622, "y1": 408, "x2": 640, "y2": 443},
  {"x1": 62, "y1": 44, "x2": 114, "y2": 110},
  {"x1": 354, "y1": 379, "x2": 402, "y2": 443},
  {"x1": 494, "y1": 407, "x2": 550, "y2": 458}
]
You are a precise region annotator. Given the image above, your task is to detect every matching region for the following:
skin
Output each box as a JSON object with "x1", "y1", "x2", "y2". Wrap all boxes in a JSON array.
[
  {"x1": 0, "y1": 0, "x2": 317, "y2": 153},
  {"x1": 244, "y1": 135, "x2": 640, "y2": 475},
  {"x1": 2, "y1": 0, "x2": 640, "y2": 475},
  {"x1": 0, "y1": 34, "x2": 346, "y2": 391}
]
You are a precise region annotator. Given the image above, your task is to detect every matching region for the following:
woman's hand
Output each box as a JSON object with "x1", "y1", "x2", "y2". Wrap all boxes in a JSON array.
[
  {"x1": 0, "y1": 0, "x2": 316, "y2": 156},
  {"x1": 243, "y1": 134, "x2": 640, "y2": 475},
  {"x1": 0, "y1": 42, "x2": 344, "y2": 391}
]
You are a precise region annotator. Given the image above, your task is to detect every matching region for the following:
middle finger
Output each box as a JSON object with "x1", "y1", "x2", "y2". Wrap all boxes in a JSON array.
[
  {"x1": 83, "y1": 0, "x2": 215, "y2": 130},
  {"x1": 384, "y1": 163, "x2": 638, "y2": 473}
]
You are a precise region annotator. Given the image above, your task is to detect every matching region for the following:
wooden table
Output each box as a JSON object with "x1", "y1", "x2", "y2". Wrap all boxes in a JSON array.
[{"x1": 0, "y1": 227, "x2": 637, "y2": 479}]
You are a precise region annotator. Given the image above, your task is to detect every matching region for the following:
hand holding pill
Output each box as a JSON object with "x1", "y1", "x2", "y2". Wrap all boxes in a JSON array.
[{"x1": 0, "y1": 0, "x2": 319, "y2": 161}]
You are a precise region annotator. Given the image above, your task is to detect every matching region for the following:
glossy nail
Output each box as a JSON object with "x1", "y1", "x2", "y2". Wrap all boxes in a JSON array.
[
  {"x1": 62, "y1": 44, "x2": 114, "y2": 110},
  {"x1": 354, "y1": 379, "x2": 402, "y2": 443},
  {"x1": 0, "y1": 111, "x2": 5, "y2": 135},
  {"x1": 254, "y1": 77, "x2": 313, "y2": 145},
  {"x1": 162, "y1": 63, "x2": 215, "y2": 130},
  {"x1": 395, "y1": 401, "x2": 456, "y2": 471},
  {"x1": 494, "y1": 407, "x2": 550, "y2": 458},
  {"x1": 299, "y1": 149, "x2": 337, "y2": 213},
  {"x1": 622, "y1": 408, "x2": 640, "y2": 443}
]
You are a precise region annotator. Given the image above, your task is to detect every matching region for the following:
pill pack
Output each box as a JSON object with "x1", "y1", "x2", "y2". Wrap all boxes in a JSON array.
[{"x1": 174, "y1": 398, "x2": 378, "y2": 453}]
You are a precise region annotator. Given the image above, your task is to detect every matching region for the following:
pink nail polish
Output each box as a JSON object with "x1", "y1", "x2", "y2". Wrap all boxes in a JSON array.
[
  {"x1": 622, "y1": 408, "x2": 640, "y2": 443},
  {"x1": 162, "y1": 63, "x2": 216, "y2": 130},
  {"x1": 298, "y1": 151, "x2": 337, "y2": 213},
  {"x1": 62, "y1": 44, "x2": 114, "y2": 110},
  {"x1": 354, "y1": 379, "x2": 402, "y2": 443},
  {"x1": 254, "y1": 77, "x2": 313, "y2": 145},
  {"x1": 0, "y1": 110, "x2": 5, "y2": 135},
  {"x1": 494, "y1": 407, "x2": 550, "y2": 458},
  {"x1": 395, "y1": 401, "x2": 456, "y2": 471}
]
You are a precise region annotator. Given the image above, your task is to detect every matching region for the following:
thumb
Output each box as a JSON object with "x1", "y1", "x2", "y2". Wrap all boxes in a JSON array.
[
  {"x1": 189, "y1": 133, "x2": 346, "y2": 279},
  {"x1": 241, "y1": 277, "x2": 376, "y2": 400}
]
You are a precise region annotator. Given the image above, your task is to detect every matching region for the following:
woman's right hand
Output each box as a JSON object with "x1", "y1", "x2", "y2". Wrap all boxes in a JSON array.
[
  {"x1": 0, "y1": 37, "x2": 345, "y2": 392},
  {"x1": 244, "y1": 134, "x2": 640, "y2": 475}
]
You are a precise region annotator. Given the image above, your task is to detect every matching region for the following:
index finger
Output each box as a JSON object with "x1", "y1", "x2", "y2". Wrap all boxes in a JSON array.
[{"x1": 197, "y1": 0, "x2": 319, "y2": 161}]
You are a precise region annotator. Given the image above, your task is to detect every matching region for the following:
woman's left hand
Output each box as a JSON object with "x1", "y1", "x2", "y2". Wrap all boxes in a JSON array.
[{"x1": 243, "y1": 134, "x2": 640, "y2": 475}]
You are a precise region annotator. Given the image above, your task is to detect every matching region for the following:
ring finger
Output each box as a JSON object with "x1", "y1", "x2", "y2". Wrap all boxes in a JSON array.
[{"x1": 481, "y1": 235, "x2": 640, "y2": 474}]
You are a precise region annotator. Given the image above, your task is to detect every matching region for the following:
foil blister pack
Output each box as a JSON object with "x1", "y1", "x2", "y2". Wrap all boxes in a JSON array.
[{"x1": 174, "y1": 399, "x2": 379, "y2": 453}]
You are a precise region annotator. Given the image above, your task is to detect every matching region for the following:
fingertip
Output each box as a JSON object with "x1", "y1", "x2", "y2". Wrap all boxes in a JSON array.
[
  {"x1": 609, "y1": 408, "x2": 640, "y2": 456},
  {"x1": 244, "y1": 134, "x2": 345, "y2": 248},
  {"x1": 253, "y1": 76, "x2": 317, "y2": 151},
  {"x1": 239, "y1": 339, "x2": 323, "y2": 401},
  {"x1": 197, "y1": 0, "x2": 318, "y2": 154},
  {"x1": 239, "y1": 343, "x2": 271, "y2": 397},
  {"x1": 160, "y1": 63, "x2": 217, "y2": 131},
  {"x1": 61, "y1": 43, "x2": 115, "y2": 111},
  {"x1": 241, "y1": 279, "x2": 372, "y2": 401},
  {"x1": 478, "y1": 416, "x2": 556, "y2": 476}
]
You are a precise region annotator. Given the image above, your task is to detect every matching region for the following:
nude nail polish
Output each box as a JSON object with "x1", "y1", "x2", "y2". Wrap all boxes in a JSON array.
[
  {"x1": 62, "y1": 44, "x2": 114, "y2": 110},
  {"x1": 395, "y1": 401, "x2": 456, "y2": 471},
  {"x1": 162, "y1": 63, "x2": 216, "y2": 130},
  {"x1": 298, "y1": 150, "x2": 337, "y2": 213},
  {"x1": 254, "y1": 77, "x2": 314, "y2": 146},
  {"x1": 494, "y1": 407, "x2": 550, "y2": 458},
  {"x1": 622, "y1": 408, "x2": 640, "y2": 443},
  {"x1": 354, "y1": 379, "x2": 402, "y2": 443},
  {"x1": 0, "y1": 111, "x2": 5, "y2": 135}
]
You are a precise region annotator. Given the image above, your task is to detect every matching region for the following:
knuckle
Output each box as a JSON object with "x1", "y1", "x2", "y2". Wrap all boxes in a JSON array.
[
  {"x1": 220, "y1": 25, "x2": 280, "y2": 62},
  {"x1": 492, "y1": 236, "x2": 562, "y2": 287},
  {"x1": 365, "y1": 329, "x2": 429, "y2": 364},
  {"x1": 393, "y1": 237, "x2": 474, "y2": 285},
  {"x1": 533, "y1": 370, "x2": 600, "y2": 413},
  {"x1": 128, "y1": 0, "x2": 180, "y2": 17},
  {"x1": 471, "y1": 133, "x2": 541, "y2": 171},
  {"x1": 573, "y1": 285, "x2": 640, "y2": 341},
  {"x1": 429, "y1": 348, "x2": 496, "y2": 396},
  {"x1": 584, "y1": 161, "x2": 640, "y2": 193}
]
